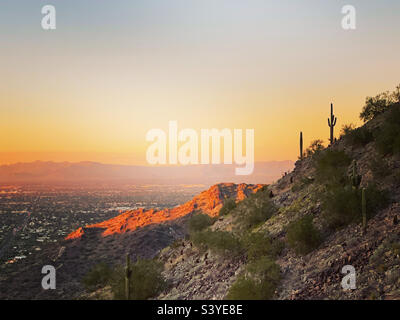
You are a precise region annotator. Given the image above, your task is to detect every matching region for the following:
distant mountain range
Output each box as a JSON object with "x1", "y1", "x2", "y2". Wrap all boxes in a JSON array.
[{"x1": 0, "y1": 160, "x2": 294, "y2": 185}]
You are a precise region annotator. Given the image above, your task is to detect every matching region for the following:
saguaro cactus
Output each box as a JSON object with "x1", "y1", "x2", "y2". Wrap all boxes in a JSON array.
[
  {"x1": 362, "y1": 188, "x2": 367, "y2": 234},
  {"x1": 300, "y1": 131, "x2": 303, "y2": 160},
  {"x1": 328, "y1": 103, "x2": 337, "y2": 145},
  {"x1": 125, "y1": 254, "x2": 132, "y2": 300},
  {"x1": 350, "y1": 160, "x2": 361, "y2": 189}
]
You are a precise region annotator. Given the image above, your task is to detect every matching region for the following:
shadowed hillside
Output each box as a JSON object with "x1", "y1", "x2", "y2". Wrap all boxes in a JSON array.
[{"x1": 152, "y1": 101, "x2": 400, "y2": 300}]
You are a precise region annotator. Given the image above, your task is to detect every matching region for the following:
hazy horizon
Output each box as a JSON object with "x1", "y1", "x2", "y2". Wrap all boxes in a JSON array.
[
  {"x1": 0, "y1": 155, "x2": 293, "y2": 166},
  {"x1": 0, "y1": 159, "x2": 294, "y2": 185}
]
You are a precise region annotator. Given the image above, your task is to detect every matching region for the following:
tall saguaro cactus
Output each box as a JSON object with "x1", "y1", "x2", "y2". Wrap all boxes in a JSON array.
[
  {"x1": 327, "y1": 103, "x2": 337, "y2": 145},
  {"x1": 300, "y1": 131, "x2": 303, "y2": 160},
  {"x1": 125, "y1": 254, "x2": 132, "y2": 300}
]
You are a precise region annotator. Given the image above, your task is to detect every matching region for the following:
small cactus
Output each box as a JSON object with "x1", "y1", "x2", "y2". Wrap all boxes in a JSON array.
[
  {"x1": 125, "y1": 254, "x2": 132, "y2": 300},
  {"x1": 300, "y1": 132, "x2": 303, "y2": 160},
  {"x1": 350, "y1": 160, "x2": 361, "y2": 189},
  {"x1": 362, "y1": 188, "x2": 367, "y2": 234},
  {"x1": 328, "y1": 103, "x2": 337, "y2": 145}
]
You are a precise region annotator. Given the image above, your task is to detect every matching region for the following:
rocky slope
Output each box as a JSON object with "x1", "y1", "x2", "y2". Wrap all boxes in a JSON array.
[{"x1": 153, "y1": 108, "x2": 400, "y2": 300}]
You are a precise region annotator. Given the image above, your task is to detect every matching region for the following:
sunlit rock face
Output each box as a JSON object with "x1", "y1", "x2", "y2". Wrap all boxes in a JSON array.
[{"x1": 66, "y1": 183, "x2": 264, "y2": 239}]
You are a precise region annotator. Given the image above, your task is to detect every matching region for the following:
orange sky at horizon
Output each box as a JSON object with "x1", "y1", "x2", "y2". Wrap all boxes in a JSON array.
[{"x1": 1, "y1": 1, "x2": 399, "y2": 165}]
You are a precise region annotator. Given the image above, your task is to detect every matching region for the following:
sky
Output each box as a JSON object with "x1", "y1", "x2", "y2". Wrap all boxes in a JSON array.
[{"x1": 1, "y1": 0, "x2": 399, "y2": 165}]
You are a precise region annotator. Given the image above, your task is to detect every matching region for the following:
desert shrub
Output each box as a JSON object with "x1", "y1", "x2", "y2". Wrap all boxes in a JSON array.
[
  {"x1": 286, "y1": 215, "x2": 321, "y2": 255},
  {"x1": 369, "y1": 156, "x2": 391, "y2": 179},
  {"x1": 369, "y1": 235, "x2": 400, "y2": 276},
  {"x1": 321, "y1": 184, "x2": 389, "y2": 230},
  {"x1": 346, "y1": 126, "x2": 374, "y2": 147},
  {"x1": 82, "y1": 262, "x2": 113, "y2": 290},
  {"x1": 314, "y1": 150, "x2": 351, "y2": 186},
  {"x1": 363, "y1": 184, "x2": 390, "y2": 217},
  {"x1": 305, "y1": 139, "x2": 324, "y2": 157},
  {"x1": 226, "y1": 256, "x2": 280, "y2": 300},
  {"x1": 237, "y1": 195, "x2": 277, "y2": 230},
  {"x1": 111, "y1": 258, "x2": 166, "y2": 300},
  {"x1": 340, "y1": 123, "x2": 356, "y2": 138},
  {"x1": 291, "y1": 176, "x2": 314, "y2": 192},
  {"x1": 241, "y1": 232, "x2": 284, "y2": 261},
  {"x1": 225, "y1": 276, "x2": 262, "y2": 300},
  {"x1": 321, "y1": 186, "x2": 359, "y2": 229},
  {"x1": 375, "y1": 104, "x2": 400, "y2": 156},
  {"x1": 188, "y1": 213, "x2": 215, "y2": 233},
  {"x1": 360, "y1": 85, "x2": 400, "y2": 122},
  {"x1": 191, "y1": 230, "x2": 242, "y2": 256},
  {"x1": 219, "y1": 198, "x2": 237, "y2": 216},
  {"x1": 247, "y1": 255, "x2": 281, "y2": 283}
]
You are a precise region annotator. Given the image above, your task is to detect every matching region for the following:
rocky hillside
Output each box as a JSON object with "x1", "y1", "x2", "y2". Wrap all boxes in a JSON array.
[
  {"x1": 0, "y1": 183, "x2": 263, "y2": 299},
  {"x1": 153, "y1": 105, "x2": 400, "y2": 300}
]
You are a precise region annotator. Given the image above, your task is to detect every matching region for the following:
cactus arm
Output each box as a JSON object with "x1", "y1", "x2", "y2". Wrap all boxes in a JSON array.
[{"x1": 300, "y1": 132, "x2": 303, "y2": 159}]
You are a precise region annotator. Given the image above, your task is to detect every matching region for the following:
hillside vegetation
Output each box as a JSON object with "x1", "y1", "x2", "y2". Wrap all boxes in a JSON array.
[
  {"x1": 82, "y1": 85, "x2": 400, "y2": 300},
  {"x1": 154, "y1": 85, "x2": 400, "y2": 300}
]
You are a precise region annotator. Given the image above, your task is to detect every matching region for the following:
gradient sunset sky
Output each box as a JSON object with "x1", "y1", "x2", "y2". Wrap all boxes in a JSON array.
[{"x1": 1, "y1": 0, "x2": 399, "y2": 165}]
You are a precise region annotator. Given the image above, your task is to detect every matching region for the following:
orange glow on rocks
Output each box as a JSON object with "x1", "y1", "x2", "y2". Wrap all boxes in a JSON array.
[{"x1": 66, "y1": 183, "x2": 263, "y2": 239}]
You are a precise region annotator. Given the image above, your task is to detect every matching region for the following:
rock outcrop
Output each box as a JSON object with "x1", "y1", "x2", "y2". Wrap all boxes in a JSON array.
[{"x1": 66, "y1": 183, "x2": 264, "y2": 239}]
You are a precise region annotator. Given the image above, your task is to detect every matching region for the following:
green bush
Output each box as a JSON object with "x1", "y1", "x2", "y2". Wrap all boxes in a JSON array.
[
  {"x1": 321, "y1": 184, "x2": 389, "y2": 230},
  {"x1": 241, "y1": 232, "x2": 284, "y2": 261},
  {"x1": 340, "y1": 123, "x2": 356, "y2": 138},
  {"x1": 191, "y1": 230, "x2": 242, "y2": 256},
  {"x1": 373, "y1": 103, "x2": 400, "y2": 156},
  {"x1": 286, "y1": 215, "x2": 321, "y2": 255},
  {"x1": 188, "y1": 213, "x2": 215, "y2": 233},
  {"x1": 237, "y1": 195, "x2": 277, "y2": 230},
  {"x1": 82, "y1": 262, "x2": 113, "y2": 290},
  {"x1": 346, "y1": 126, "x2": 374, "y2": 147},
  {"x1": 360, "y1": 85, "x2": 400, "y2": 122},
  {"x1": 226, "y1": 256, "x2": 280, "y2": 300},
  {"x1": 369, "y1": 156, "x2": 391, "y2": 179},
  {"x1": 374, "y1": 121, "x2": 400, "y2": 156},
  {"x1": 363, "y1": 184, "x2": 390, "y2": 218},
  {"x1": 314, "y1": 150, "x2": 351, "y2": 186},
  {"x1": 111, "y1": 258, "x2": 166, "y2": 300},
  {"x1": 305, "y1": 139, "x2": 324, "y2": 157},
  {"x1": 219, "y1": 198, "x2": 237, "y2": 216},
  {"x1": 247, "y1": 256, "x2": 280, "y2": 282},
  {"x1": 225, "y1": 276, "x2": 263, "y2": 300},
  {"x1": 291, "y1": 176, "x2": 314, "y2": 192}
]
